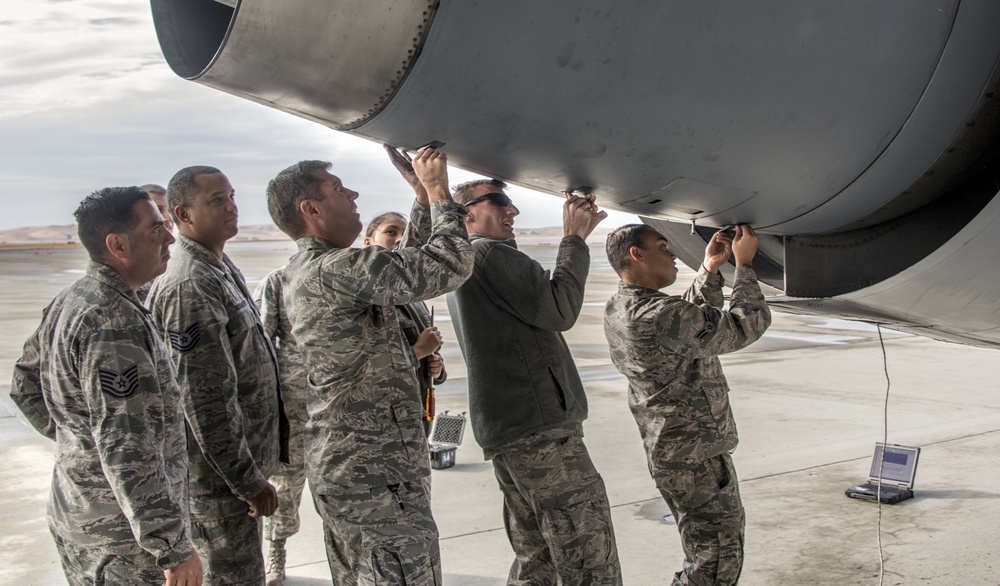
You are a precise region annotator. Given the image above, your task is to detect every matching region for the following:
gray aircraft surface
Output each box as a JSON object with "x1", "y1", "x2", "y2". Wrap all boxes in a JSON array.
[{"x1": 152, "y1": 0, "x2": 1000, "y2": 348}]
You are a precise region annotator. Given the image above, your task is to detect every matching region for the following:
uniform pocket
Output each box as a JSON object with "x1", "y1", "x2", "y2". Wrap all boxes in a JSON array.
[
  {"x1": 360, "y1": 525, "x2": 440, "y2": 586},
  {"x1": 538, "y1": 485, "x2": 615, "y2": 571}
]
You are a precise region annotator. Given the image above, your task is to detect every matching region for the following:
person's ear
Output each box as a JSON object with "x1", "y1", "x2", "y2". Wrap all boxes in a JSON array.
[
  {"x1": 299, "y1": 199, "x2": 321, "y2": 219},
  {"x1": 173, "y1": 205, "x2": 192, "y2": 226},
  {"x1": 105, "y1": 232, "x2": 129, "y2": 262},
  {"x1": 362, "y1": 236, "x2": 373, "y2": 246},
  {"x1": 628, "y1": 245, "x2": 644, "y2": 263}
]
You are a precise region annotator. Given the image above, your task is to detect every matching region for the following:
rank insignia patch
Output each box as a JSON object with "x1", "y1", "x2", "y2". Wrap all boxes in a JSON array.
[
  {"x1": 98, "y1": 364, "x2": 140, "y2": 398},
  {"x1": 168, "y1": 323, "x2": 202, "y2": 353}
]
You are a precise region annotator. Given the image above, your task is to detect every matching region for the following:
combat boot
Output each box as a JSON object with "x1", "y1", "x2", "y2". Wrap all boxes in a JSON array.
[{"x1": 265, "y1": 538, "x2": 286, "y2": 586}]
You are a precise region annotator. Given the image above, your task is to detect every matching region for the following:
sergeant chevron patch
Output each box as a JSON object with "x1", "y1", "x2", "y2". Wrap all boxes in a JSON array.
[
  {"x1": 98, "y1": 364, "x2": 140, "y2": 398},
  {"x1": 168, "y1": 323, "x2": 202, "y2": 353}
]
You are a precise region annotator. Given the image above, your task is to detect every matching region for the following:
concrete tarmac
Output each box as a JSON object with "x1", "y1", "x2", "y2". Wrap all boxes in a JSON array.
[{"x1": 2, "y1": 243, "x2": 1000, "y2": 584}]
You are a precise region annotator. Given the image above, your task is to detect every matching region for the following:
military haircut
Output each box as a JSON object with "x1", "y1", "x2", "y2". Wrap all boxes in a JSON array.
[
  {"x1": 266, "y1": 160, "x2": 330, "y2": 238},
  {"x1": 365, "y1": 211, "x2": 407, "y2": 238},
  {"x1": 166, "y1": 165, "x2": 222, "y2": 220},
  {"x1": 606, "y1": 223, "x2": 658, "y2": 277},
  {"x1": 138, "y1": 183, "x2": 167, "y2": 197},
  {"x1": 74, "y1": 186, "x2": 151, "y2": 263},
  {"x1": 452, "y1": 178, "x2": 507, "y2": 205}
]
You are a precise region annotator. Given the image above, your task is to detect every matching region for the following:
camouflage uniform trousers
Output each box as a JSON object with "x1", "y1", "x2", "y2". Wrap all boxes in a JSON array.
[
  {"x1": 189, "y1": 487, "x2": 266, "y2": 585},
  {"x1": 312, "y1": 476, "x2": 441, "y2": 585},
  {"x1": 265, "y1": 393, "x2": 308, "y2": 542},
  {"x1": 654, "y1": 453, "x2": 745, "y2": 586},
  {"x1": 490, "y1": 434, "x2": 623, "y2": 586},
  {"x1": 52, "y1": 530, "x2": 165, "y2": 586}
]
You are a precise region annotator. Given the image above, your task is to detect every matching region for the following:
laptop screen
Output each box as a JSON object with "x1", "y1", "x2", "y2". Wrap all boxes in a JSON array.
[{"x1": 868, "y1": 443, "x2": 920, "y2": 485}]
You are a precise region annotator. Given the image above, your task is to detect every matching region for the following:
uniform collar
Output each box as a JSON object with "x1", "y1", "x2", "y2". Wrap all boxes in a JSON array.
[
  {"x1": 296, "y1": 236, "x2": 340, "y2": 252},
  {"x1": 618, "y1": 281, "x2": 664, "y2": 297},
  {"x1": 470, "y1": 234, "x2": 517, "y2": 249},
  {"x1": 87, "y1": 261, "x2": 144, "y2": 306},
  {"x1": 177, "y1": 233, "x2": 229, "y2": 270}
]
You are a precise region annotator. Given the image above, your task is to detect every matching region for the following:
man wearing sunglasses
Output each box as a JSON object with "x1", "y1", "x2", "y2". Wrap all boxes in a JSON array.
[{"x1": 447, "y1": 181, "x2": 623, "y2": 585}]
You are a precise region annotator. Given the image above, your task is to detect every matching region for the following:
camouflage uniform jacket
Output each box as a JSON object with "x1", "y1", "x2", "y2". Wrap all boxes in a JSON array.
[
  {"x1": 254, "y1": 267, "x2": 307, "y2": 406},
  {"x1": 283, "y1": 199, "x2": 472, "y2": 493},
  {"x1": 10, "y1": 261, "x2": 194, "y2": 569},
  {"x1": 147, "y1": 235, "x2": 284, "y2": 499},
  {"x1": 398, "y1": 201, "x2": 447, "y2": 389},
  {"x1": 604, "y1": 267, "x2": 771, "y2": 467},
  {"x1": 447, "y1": 234, "x2": 591, "y2": 454}
]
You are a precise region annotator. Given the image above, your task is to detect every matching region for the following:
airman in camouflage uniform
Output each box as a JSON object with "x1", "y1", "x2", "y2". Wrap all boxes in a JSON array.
[
  {"x1": 447, "y1": 183, "x2": 623, "y2": 585},
  {"x1": 362, "y1": 204, "x2": 448, "y2": 436},
  {"x1": 147, "y1": 166, "x2": 287, "y2": 586},
  {"x1": 603, "y1": 224, "x2": 771, "y2": 586},
  {"x1": 10, "y1": 187, "x2": 202, "y2": 585},
  {"x1": 253, "y1": 267, "x2": 308, "y2": 585},
  {"x1": 265, "y1": 148, "x2": 472, "y2": 585}
]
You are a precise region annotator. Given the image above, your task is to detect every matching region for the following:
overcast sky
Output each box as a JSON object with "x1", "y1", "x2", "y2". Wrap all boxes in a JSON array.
[{"x1": 0, "y1": 0, "x2": 638, "y2": 231}]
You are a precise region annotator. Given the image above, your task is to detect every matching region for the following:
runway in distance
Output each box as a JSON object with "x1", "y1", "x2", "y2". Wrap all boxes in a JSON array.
[{"x1": 152, "y1": 0, "x2": 1000, "y2": 348}]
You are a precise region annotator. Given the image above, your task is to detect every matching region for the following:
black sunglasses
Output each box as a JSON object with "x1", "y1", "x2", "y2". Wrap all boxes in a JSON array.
[{"x1": 464, "y1": 192, "x2": 512, "y2": 208}]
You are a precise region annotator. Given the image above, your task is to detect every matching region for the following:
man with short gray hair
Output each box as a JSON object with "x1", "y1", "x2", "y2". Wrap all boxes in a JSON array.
[
  {"x1": 266, "y1": 147, "x2": 472, "y2": 584},
  {"x1": 11, "y1": 186, "x2": 202, "y2": 585}
]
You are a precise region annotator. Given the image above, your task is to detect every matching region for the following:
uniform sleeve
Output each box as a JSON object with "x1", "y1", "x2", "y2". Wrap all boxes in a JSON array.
[
  {"x1": 253, "y1": 270, "x2": 282, "y2": 341},
  {"x1": 152, "y1": 279, "x2": 268, "y2": 500},
  {"x1": 658, "y1": 267, "x2": 771, "y2": 359},
  {"x1": 400, "y1": 199, "x2": 433, "y2": 248},
  {"x1": 10, "y1": 321, "x2": 55, "y2": 439},
  {"x1": 324, "y1": 200, "x2": 473, "y2": 306},
  {"x1": 81, "y1": 324, "x2": 195, "y2": 569},
  {"x1": 477, "y1": 235, "x2": 590, "y2": 332},
  {"x1": 682, "y1": 266, "x2": 726, "y2": 308}
]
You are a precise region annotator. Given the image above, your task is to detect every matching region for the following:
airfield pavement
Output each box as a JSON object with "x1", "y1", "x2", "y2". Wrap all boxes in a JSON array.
[{"x1": 2, "y1": 240, "x2": 1000, "y2": 585}]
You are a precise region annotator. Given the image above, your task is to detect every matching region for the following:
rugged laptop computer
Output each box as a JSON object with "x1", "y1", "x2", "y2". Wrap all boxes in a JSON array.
[{"x1": 845, "y1": 443, "x2": 921, "y2": 504}]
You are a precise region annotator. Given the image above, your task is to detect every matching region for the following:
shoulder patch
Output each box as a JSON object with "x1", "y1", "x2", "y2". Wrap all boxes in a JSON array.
[
  {"x1": 168, "y1": 323, "x2": 202, "y2": 353},
  {"x1": 98, "y1": 364, "x2": 140, "y2": 398}
]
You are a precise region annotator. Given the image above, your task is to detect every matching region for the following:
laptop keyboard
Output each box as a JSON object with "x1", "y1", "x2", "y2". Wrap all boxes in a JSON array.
[{"x1": 858, "y1": 482, "x2": 905, "y2": 494}]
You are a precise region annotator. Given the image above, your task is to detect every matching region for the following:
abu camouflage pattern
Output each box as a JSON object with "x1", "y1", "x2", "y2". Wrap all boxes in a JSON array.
[
  {"x1": 147, "y1": 234, "x2": 282, "y2": 498},
  {"x1": 283, "y1": 199, "x2": 471, "y2": 493},
  {"x1": 654, "y1": 453, "x2": 745, "y2": 586},
  {"x1": 603, "y1": 267, "x2": 771, "y2": 467},
  {"x1": 253, "y1": 267, "x2": 309, "y2": 541},
  {"x1": 10, "y1": 261, "x2": 194, "y2": 580},
  {"x1": 491, "y1": 432, "x2": 622, "y2": 586},
  {"x1": 283, "y1": 198, "x2": 471, "y2": 582},
  {"x1": 604, "y1": 265, "x2": 769, "y2": 586},
  {"x1": 147, "y1": 234, "x2": 285, "y2": 584}
]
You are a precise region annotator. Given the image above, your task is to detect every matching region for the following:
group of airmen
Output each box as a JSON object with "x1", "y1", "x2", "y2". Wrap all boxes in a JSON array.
[{"x1": 11, "y1": 144, "x2": 771, "y2": 586}]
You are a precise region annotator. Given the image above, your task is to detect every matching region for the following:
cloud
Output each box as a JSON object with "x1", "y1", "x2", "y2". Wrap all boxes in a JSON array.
[{"x1": 0, "y1": 0, "x2": 639, "y2": 231}]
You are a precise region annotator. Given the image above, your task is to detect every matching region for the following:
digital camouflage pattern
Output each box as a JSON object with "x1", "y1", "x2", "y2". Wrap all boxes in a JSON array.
[
  {"x1": 491, "y1": 432, "x2": 622, "y2": 586},
  {"x1": 604, "y1": 266, "x2": 770, "y2": 585},
  {"x1": 655, "y1": 453, "x2": 745, "y2": 586},
  {"x1": 147, "y1": 234, "x2": 285, "y2": 584},
  {"x1": 313, "y1": 477, "x2": 439, "y2": 585},
  {"x1": 283, "y1": 198, "x2": 472, "y2": 582},
  {"x1": 254, "y1": 267, "x2": 308, "y2": 542},
  {"x1": 398, "y1": 201, "x2": 447, "y2": 434},
  {"x1": 10, "y1": 262, "x2": 194, "y2": 584}
]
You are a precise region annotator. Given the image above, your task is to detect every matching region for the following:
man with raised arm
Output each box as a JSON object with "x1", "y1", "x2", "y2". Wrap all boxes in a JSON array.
[
  {"x1": 447, "y1": 182, "x2": 623, "y2": 585},
  {"x1": 265, "y1": 147, "x2": 472, "y2": 584},
  {"x1": 603, "y1": 224, "x2": 771, "y2": 585}
]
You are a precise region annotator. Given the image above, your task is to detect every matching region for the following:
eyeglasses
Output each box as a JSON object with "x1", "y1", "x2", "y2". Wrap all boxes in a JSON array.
[{"x1": 463, "y1": 192, "x2": 512, "y2": 208}]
